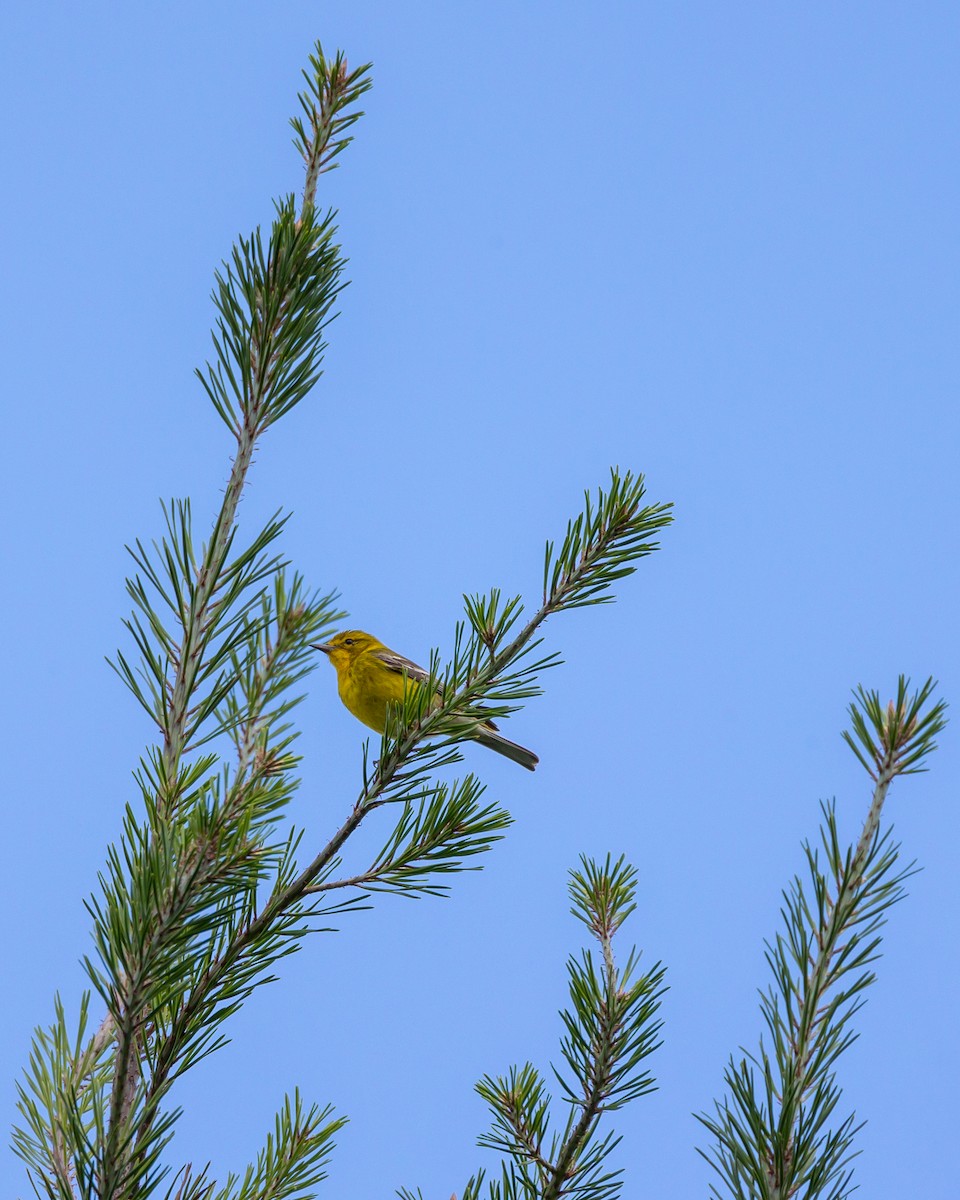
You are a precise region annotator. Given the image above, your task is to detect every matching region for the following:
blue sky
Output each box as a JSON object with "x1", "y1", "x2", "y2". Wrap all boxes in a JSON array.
[{"x1": 2, "y1": 3, "x2": 958, "y2": 1196}]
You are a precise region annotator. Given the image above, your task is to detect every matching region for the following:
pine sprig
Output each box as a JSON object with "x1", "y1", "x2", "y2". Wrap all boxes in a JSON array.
[
  {"x1": 211, "y1": 1091, "x2": 346, "y2": 1200},
  {"x1": 697, "y1": 677, "x2": 947, "y2": 1200},
  {"x1": 542, "y1": 470, "x2": 672, "y2": 611},
  {"x1": 214, "y1": 571, "x2": 346, "y2": 763},
  {"x1": 842, "y1": 676, "x2": 944, "y2": 782},
  {"x1": 197, "y1": 200, "x2": 345, "y2": 437},
  {"x1": 308, "y1": 776, "x2": 512, "y2": 900},
  {"x1": 14, "y1": 994, "x2": 112, "y2": 1200},
  {"x1": 437, "y1": 857, "x2": 666, "y2": 1200},
  {"x1": 291, "y1": 46, "x2": 373, "y2": 210}
]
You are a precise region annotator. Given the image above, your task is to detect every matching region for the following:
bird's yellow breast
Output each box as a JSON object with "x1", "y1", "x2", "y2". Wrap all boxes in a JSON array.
[{"x1": 335, "y1": 650, "x2": 416, "y2": 733}]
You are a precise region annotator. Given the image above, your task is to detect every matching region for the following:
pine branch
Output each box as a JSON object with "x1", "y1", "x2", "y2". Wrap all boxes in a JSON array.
[
  {"x1": 92, "y1": 40, "x2": 366, "y2": 1181},
  {"x1": 307, "y1": 777, "x2": 513, "y2": 899},
  {"x1": 439, "y1": 856, "x2": 667, "y2": 1200},
  {"x1": 291, "y1": 48, "x2": 372, "y2": 211},
  {"x1": 209, "y1": 1091, "x2": 345, "y2": 1200},
  {"x1": 697, "y1": 677, "x2": 947, "y2": 1200}
]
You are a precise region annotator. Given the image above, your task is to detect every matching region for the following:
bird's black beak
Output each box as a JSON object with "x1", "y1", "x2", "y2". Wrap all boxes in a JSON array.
[{"x1": 311, "y1": 642, "x2": 333, "y2": 655}]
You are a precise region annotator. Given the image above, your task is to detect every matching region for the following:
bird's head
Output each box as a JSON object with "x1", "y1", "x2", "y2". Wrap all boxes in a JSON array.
[{"x1": 311, "y1": 629, "x2": 382, "y2": 671}]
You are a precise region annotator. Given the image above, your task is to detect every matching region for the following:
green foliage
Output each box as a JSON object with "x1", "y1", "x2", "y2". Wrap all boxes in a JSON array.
[
  {"x1": 197, "y1": 199, "x2": 344, "y2": 435},
  {"x1": 12, "y1": 41, "x2": 673, "y2": 1200},
  {"x1": 291, "y1": 48, "x2": 373, "y2": 208},
  {"x1": 542, "y1": 470, "x2": 670, "y2": 611},
  {"x1": 842, "y1": 675, "x2": 945, "y2": 780},
  {"x1": 401, "y1": 857, "x2": 667, "y2": 1200},
  {"x1": 210, "y1": 1092, "x2": 345, "y2": 1200},
  {"x1": 352, "y1": 779, "x2": 513, "y2": 898},
  {"x1": 697, "y1": 678, "x2": 947, "y2": 1200}
]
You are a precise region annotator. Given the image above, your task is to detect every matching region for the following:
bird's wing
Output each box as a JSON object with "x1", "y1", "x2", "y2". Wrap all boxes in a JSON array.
[
  {"x1": 373, "y1": 649, "x2": 432, "y2": 685},
  {"x1": 373, "y1": 650, "x2": 503, "y2": 728}
]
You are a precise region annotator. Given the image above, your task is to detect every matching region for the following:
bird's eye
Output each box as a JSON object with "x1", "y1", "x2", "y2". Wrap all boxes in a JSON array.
[{"x1": 343, "y1": 638, "x2": 355, "y2": 646}]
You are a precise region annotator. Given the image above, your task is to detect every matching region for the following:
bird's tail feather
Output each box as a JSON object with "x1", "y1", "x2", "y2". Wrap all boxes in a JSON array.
[{"x1": 473, "y1": 727, "x2": 539, "y2": 771}]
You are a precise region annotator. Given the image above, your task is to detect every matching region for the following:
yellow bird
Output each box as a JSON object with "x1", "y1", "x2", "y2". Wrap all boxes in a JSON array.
[{"x1": 313, "y1": 630, "x2": 538, "y2": 771}]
